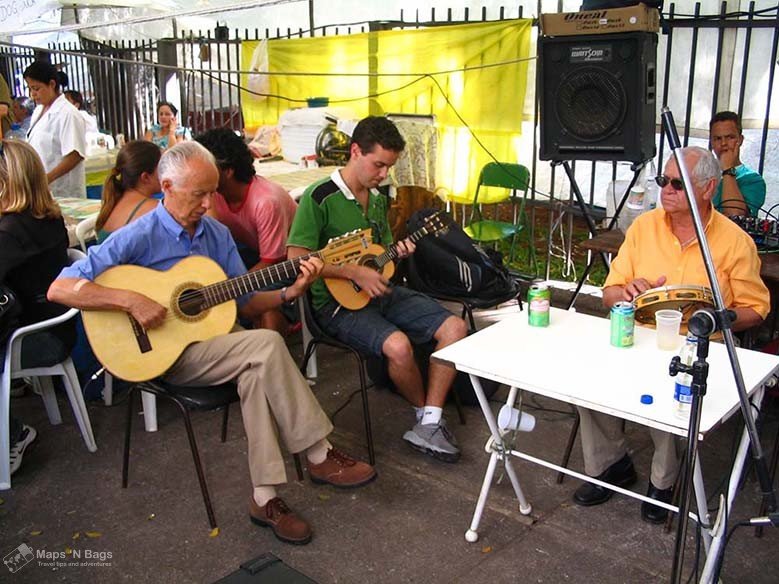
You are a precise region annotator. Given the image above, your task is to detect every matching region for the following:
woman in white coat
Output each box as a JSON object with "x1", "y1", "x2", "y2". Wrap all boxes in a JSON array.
[{"x1": 23, "y1": 62, "x2": 86, "y2": 198}]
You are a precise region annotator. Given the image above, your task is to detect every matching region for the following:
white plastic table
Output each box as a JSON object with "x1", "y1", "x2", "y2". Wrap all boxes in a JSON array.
[{"x1": 433, "y1": 307, "x2": 779, "y2": 553}]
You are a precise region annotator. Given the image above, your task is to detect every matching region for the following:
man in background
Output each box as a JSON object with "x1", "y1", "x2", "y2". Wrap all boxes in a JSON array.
[
  {"x1": 709, "y1": 110, "x2": 766, "y2": 217},
  {"x1": 196, "y1": 128, "x2": 298, "y2": 334}
]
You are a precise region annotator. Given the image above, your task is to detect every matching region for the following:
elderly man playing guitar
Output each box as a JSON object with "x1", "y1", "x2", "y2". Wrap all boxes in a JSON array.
[
  {"x1": 48, "y1": 142, "x2": 375, "y2": 546},
  {"x1": 287, "y1": 116, "x2": 468, "y2": 463}
]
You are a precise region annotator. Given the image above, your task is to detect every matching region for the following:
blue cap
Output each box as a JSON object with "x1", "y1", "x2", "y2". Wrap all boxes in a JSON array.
[{"x1": 640, "y1": 394, "x2": 653, "y2": 405}]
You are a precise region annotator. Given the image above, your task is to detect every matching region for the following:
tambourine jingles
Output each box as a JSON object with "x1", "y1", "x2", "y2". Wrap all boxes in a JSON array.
[{"x1": 633, "y1": 285, "x2": 715, "y2": 325}]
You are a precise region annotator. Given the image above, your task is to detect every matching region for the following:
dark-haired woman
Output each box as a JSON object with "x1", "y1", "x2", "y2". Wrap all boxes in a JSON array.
[
  {"x1": 144, "y1": 101, "x2": 190, "y2": 151},
  {"x1": 23, "y1": 62, "x2": 87, "y2": 198},
  {"x1": 96, "y1": 140, "x2": 161, "y2": 243}
]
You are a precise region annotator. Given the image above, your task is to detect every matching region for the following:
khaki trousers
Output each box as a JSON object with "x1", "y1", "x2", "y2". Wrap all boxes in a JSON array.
[
  {"x1": 577, "y1": 407, "x2": 679, "y2": 490},
  {"x1": 163, "y1": 329, "x2": 333, "y2": 486}
]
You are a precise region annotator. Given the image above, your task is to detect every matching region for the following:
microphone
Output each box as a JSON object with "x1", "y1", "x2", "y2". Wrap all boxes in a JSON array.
[
  {"x1": 688, "y1": 307, "x2": 737, "y2": 338},
  {"x1": 661, "y1": 107, "x2": 682, "y2": 150}
]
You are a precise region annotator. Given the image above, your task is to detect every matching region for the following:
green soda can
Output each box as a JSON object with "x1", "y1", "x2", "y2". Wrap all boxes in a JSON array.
[
  {"x1": 610, "y1": 301, "x2": 635, "y2": 347},
  {"x1": 527, "y1": 283, "x2": 551, "y2": 327}
]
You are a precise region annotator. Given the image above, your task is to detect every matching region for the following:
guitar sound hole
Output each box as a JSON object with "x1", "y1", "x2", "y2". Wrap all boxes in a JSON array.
[
  {"x1": 178, "y1": 288, "x2": 207, "y2": 316},
  {"x1": 360, "y1": 256, "x2": 379, "y2": 271}
]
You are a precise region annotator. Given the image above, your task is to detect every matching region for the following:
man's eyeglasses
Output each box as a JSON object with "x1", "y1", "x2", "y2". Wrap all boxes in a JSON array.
[{"x1": 655, "y1": 175, "x2": 685, "y2": 191}]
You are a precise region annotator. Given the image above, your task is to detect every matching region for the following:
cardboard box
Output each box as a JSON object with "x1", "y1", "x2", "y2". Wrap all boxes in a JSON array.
[{"x1": 540, "y1": 3, "x2": 660, "y2": 37}]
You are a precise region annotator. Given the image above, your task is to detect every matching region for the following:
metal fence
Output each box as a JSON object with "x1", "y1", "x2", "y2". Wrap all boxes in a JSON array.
[{"x1": 1, "y1": 3, "x2": 777, "y2": 280}]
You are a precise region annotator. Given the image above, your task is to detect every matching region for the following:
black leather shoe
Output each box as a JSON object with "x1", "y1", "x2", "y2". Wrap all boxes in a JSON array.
[
  {"x1": 573, "y1": 454, "x2": 637, "y2": 506},
  {"x1": 641, "y1": 482, "x2": 673, "y2": 524}
]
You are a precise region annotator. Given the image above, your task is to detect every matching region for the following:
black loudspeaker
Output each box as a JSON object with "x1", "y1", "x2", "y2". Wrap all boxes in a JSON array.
[{"x1": 539, "y1": 32, "x2": 658, "y2": 163}]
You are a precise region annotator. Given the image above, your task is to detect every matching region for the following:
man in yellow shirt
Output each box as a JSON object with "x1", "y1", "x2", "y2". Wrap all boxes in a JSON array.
[{"x1": 573, "y1": 146, "x2": 770, "y2": 523}]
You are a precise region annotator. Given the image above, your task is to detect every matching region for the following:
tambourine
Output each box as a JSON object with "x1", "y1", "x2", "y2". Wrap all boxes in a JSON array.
[{"x1": 633, "y1": 285, "x2": 714, "y2": 324}]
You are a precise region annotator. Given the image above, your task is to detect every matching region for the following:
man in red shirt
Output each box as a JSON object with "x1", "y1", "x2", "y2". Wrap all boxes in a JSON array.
[{"x1": 197, "y1": 128, "x2": 298, "y2": 333}]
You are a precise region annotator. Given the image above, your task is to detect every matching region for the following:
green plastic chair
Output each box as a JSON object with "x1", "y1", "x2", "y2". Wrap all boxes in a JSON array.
[{"x1": 464, "y1": 162, "x2": 534, "y2": 269}]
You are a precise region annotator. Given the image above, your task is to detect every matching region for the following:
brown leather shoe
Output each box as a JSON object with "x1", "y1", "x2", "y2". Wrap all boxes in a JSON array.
[
  {"x1": 249, "y1": 496, "x2": 312, "y2": 545},
  {"x1": 308, "y1": 447, "x2": 377, "y2": 488}
]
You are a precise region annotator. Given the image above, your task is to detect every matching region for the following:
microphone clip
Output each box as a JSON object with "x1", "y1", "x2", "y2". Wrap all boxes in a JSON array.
[{"x1": 688, "y1": 307, "x2": 736, "y2": 338}]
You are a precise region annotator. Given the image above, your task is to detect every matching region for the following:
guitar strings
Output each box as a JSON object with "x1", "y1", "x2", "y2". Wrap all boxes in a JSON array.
[
  {"x1": 131, "y1": 249, "x2": 327, "y2": 327},
  {"x1": 174, "y1": 251, "x2": 320, "y2": 306},
  {"x1": 132, "y1": 219, "x2": 440, "y2": 327}
]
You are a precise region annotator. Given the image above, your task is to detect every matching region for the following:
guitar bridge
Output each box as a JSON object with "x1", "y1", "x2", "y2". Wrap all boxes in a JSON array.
[{"x1": 129, "y1": 315, "x2": 152, "y2": 354}]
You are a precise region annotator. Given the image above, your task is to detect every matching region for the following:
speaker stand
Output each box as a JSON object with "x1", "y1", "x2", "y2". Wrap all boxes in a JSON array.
[{"x1": 554, "y1": 160, "x2": 647, "y2": 310}]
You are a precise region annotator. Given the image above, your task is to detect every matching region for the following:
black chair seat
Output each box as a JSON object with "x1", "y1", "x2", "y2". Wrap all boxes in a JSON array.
[
  {"x1": 141, "y1": 379, "x2": 239, "y2": 411},
  {"x1": 19, "y1": 330, "x2": 73, "y2": 369}
]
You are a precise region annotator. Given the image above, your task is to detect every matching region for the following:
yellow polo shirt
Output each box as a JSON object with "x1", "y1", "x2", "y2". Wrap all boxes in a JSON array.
[{"x1": 605, "y1": 207, "x2": 770, "y2": 319}]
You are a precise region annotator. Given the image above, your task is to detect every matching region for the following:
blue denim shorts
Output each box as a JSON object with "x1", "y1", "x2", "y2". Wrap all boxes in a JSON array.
[{"x1": 316, "y1": 286, "x2": 453, "y2": 357}]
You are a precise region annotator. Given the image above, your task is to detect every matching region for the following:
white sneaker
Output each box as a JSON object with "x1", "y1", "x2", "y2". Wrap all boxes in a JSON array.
[{"x1": 9, "y1": 425, "x2": 37, "y2": 475}]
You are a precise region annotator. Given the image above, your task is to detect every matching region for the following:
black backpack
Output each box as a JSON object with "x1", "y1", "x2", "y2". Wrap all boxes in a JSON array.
[{"x1": 404, "y1": 208, "x2": 520, "y2": 306}]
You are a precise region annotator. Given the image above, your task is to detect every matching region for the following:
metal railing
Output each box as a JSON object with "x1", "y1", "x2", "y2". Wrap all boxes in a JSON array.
[{"x1": 1, "y1": 2, "x2": 776, "y2": 281}]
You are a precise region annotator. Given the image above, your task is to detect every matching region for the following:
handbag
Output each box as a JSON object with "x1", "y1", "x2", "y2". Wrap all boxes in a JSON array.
[{"x1": 0, "y1": 284, "x2": 21, "y2": 345}]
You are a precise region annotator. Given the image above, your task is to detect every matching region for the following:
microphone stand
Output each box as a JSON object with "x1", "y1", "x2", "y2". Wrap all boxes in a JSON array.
[{"x1": 661, "y1": 107, "x2": 777, "y2": 584}]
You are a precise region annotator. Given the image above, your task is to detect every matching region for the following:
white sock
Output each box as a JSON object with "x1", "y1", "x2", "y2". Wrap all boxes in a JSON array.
[
  {"x1": 414, "y1": 406, "x2": 425, "y2": 423},
  {"x1": 306, "y1": 438, "x2": 331, "y2": 465},
  {"x1": 420, "y1": 406, "x2": 443, "y2": 426},
  {"x1": 253, "y1": 485, "x2": 277, "y2": 507}
]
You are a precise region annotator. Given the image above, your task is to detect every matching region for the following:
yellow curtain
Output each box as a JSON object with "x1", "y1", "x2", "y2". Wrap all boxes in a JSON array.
[{"x1": 241, "y1": 19, "x2": 531, "y2": 201}]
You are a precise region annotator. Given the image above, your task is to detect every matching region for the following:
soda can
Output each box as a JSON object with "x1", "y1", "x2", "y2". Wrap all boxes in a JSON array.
[
  {"x1": 527, "y1": 283, "x2": 550, "y2": 327},
  {"x1": 610, "y1": 301, "x2": 635, "y2": 347}
]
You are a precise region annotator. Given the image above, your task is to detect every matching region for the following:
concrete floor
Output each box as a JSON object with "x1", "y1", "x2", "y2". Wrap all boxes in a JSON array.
[{"x1": 2, "y1": 291, "x2": 778, "y2": 583}]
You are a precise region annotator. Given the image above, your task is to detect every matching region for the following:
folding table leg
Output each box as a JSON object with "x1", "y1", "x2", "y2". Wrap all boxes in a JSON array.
[
  {"x1": 465, "y1": 376, "x2": 532, "y2": 543},
  {"x1": 466, "y1": 450, "x2": 500, "y2": 543}
]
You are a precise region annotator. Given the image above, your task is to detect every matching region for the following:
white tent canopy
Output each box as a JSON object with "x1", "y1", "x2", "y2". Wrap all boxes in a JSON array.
[{"x1": 5, "y1": 0, "x2": 530, "y2": 44}]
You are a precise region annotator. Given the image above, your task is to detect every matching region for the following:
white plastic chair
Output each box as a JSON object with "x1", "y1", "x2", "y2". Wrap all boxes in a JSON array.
[
  {"x1": 75, "y1": 214, "x2": 98, "y2": 252},
  {"x1": 0, "y1": 248, "x2": 97, "y2": 490}
]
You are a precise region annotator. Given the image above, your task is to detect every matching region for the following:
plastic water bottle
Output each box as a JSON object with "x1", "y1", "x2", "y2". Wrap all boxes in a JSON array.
[
  {"x1": 6, "y1": 123, "x2": 26, "y2": 141},
  {"x1": 674, "y1": 334, "x2": 698, "y2": 418},
  {"x1": 643, "y1": 159, "x2": 658, "y2": 211}
]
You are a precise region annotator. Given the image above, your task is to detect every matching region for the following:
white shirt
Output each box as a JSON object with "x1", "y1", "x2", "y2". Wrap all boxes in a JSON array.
[
  {"x1": 79, "y1": 110, "x2": 99, "y2": 134},
  {"x1": 27, "y1": 94, "x2": 87, "y2": 198}
]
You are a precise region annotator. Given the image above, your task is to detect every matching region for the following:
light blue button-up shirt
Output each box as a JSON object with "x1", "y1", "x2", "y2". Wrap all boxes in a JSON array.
[{"x1": 60, "y1": 202, "x2": 251, "y2": 306}]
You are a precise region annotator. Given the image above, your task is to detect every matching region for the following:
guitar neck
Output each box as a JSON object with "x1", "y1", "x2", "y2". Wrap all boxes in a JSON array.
[
  {"x1": 375, "y1": 225, "x2": 432, "y2": 268},
  {"x1": 201, "y1": 251, "x2": 321, "y2": 308}
]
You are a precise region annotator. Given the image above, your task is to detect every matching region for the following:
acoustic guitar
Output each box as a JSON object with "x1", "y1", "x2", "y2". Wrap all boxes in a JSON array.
[
  {"x1": 324, "y1": 211, "x2": 447, "y2": 310},
  {"x1": 82, "y1": 229, "x2": 373, "y2": 382}
]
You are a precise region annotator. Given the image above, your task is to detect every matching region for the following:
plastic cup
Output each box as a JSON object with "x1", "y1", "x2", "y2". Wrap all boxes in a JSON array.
[
  {"x1": 655, "y1": 309, "x2": 683, "y2": 350},
  {"x1": 497, "y1": 404, "x2": 536, "y2": 433}
]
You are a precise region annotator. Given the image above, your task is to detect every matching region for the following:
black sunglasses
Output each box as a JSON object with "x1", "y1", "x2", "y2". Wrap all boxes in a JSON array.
[{"x1": 655, "y1": 175, "x2": 685, "y2": 191}]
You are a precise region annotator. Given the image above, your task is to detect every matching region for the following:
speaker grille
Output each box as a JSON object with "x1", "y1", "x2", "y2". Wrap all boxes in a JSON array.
[{"x1": 555, "y1": 67, "x2": 627, "y2": 142}]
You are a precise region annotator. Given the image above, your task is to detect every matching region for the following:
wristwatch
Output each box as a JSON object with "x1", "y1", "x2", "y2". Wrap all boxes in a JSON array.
[
  {"x1": 722, "y1": 167, "x2": 737, "y2": 177},
  {"x1": 280, "y1": 287, "x2": 294, "y2": 306}
]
